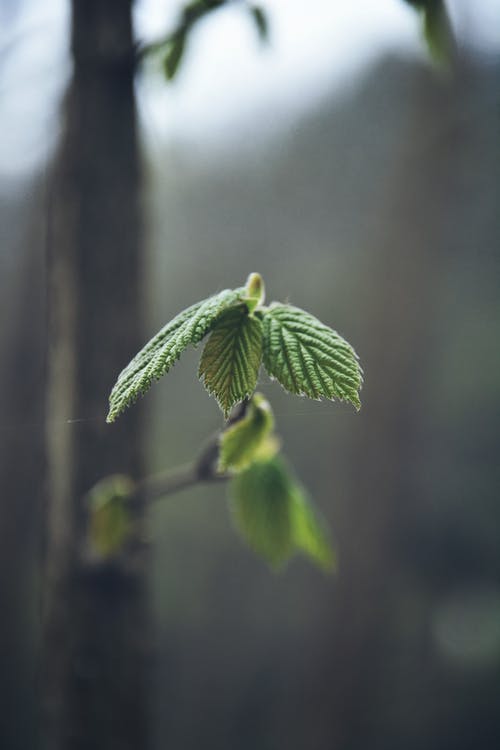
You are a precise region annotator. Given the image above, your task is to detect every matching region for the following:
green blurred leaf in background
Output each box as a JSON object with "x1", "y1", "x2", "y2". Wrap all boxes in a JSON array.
[
  {"x1": 163, "y1": 33, "x2": 187, "y2": 81},
  {"x1": 142, "y1": 0, "x2": 269, "y2": 82},
  {"x1": 87, "y1": 475, "x2": 135, "y2": 558},
  {"x1": 403, "y1": 0, "x2": 454, "y2": 65},
  {"x1": 249, "y1": 5, "x2": 269, "y2": 44}
]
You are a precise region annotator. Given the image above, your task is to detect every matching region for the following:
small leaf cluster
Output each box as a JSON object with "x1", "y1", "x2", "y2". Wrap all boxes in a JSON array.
[
  {"x1": 107, "y1": 273, "x2": 362, "y2": 422},
  {"x1": 95, "y1": 394, "x2": 335, "y2": 571},
  {"x1": 106, "y1": 273, "x2": 362, "y2": 572},
  {"x1": 142, "y1": 0, "x2": 268, "y2": 82},
  {"x1": 142, "y1": 0, "x2": 452, "y2": 86}
]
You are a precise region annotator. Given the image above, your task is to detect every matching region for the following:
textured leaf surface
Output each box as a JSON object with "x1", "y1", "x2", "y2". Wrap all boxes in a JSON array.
[
  {"x1": 218, "y1": 393, "x2": 274, "y2": 473},
  {"x1": 230, "y1": 458, "x2": 294, "y2": 569},
  {"x1": 198, "y1": 309, "x2": 263, "y2": 418},
  {"x1": 263, "y1": 303, "x2": 362, "y2": 409},
  {"x1": 107, "y1": 288, "x2": 245, "y2": 422}
]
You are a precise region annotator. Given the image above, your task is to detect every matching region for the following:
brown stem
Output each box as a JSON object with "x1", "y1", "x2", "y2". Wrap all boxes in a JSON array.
[
  {"x1": 130, "y1": 402, "x2": 250, "y2": 504},
  {"x1": 136, "y1": 456, "x2": 230, "y2": 504}
]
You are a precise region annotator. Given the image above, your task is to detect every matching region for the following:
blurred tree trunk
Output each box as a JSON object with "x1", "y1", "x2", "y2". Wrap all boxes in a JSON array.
[
  {"x1": 317, "y1": 68, "x2": 456, "y2": 750},
  {"x1": 43, "y1": 2, "x2": 149, "y2": 749},
  {"x1": 0, "y1": 215, "x2": 45, "y2": 750}
]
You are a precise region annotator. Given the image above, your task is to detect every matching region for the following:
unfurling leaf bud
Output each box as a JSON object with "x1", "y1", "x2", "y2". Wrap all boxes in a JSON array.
[{"x1": 244, "y1": 272, "x2": 265, "y2": 312}]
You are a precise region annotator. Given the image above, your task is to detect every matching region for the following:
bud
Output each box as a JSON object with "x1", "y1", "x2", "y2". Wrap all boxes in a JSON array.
[{"x1": 244, "y1": 272, "x2": 265, "y2": 311}]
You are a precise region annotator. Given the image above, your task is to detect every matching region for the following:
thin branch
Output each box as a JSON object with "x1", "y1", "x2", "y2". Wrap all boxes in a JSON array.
[
  {"x1": 136, "y1": 454, "x2": 229, "y2": 504},
  {"x1": 129, "y1": 399, "x2": 249, "y2": 504}
]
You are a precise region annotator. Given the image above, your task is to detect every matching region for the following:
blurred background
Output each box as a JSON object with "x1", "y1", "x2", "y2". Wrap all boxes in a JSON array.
[{"x1": 1, "y1": 1, "x2": 500, "y2": 749}]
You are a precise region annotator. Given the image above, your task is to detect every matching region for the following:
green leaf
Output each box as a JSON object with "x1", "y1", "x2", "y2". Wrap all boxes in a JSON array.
[
  {"x1": 249, "y1": 5, "x2": 269, "y2": 43},
  {"x1": 403, "y1": 0, "x2": 453, "y2": 65},
  {"x1": 87, "y1": 475, "x2": 135, "y2": 558},
  {"x1": 198, "y1": 308, "x2": 263, "y2": 418},
  {"x1": 262, "y1": 303, "x2": 362, "y2": 409},
  {"x1": 163, "y1": 33, "x2": 187, "y2": 81},
  {"x1": 291, "y1": 488, "x2": 336, "y2": 572},
  {"x1": 107, "y1": 287, "x2": 246, "y2": 422},
  {"x1": 218, "y1": 392, "x2": 274, "y2": 472},
  {"x1": 230, "y1": 455, "x2": 335, "y2": 571},
  {"x1": 422, "y1": 2, "x2": 453, "y2": 65},
  {"x1": 230, "y1": 457, "x2": 294, "y2": 569}
]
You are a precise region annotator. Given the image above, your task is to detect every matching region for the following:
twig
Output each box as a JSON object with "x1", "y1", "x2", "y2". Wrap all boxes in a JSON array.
[{"x1": 130, "y1": 399, "x2": 249, "y2": 504}]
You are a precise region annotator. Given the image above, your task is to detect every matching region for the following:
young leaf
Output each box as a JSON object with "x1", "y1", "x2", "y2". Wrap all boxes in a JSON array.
[
  {"x1": 230, "y1": 455, "x2": 335, "y2": 571},
  {"x1": 218, "y1": 393, "x2": 274, "y2": 472},
  {"x1": 198, "y1": 308, "x2": 263, "y2": 418},
  {"x1": 163, "y1": 33, "x2": 187, "y2": 81},
  {"x1": 262, "y1": 303, "x2": 362, "y2": 409},
  {"x1": 242, "y1": 271, "x2": 265, "y2": 312},
  {"x1": 421, "y1": 1, "x2": 454, "y2": 65},
  {"x1": 403, "y1": 0, "x2": 453, "y2": 66},
  {"x1": 249, "y1": 5, "x2": 269, "y2": 44},
  {"x1": 230, "y1": 457, "x2": 294, "y2": 569},
  {"x1": 107, "y1": 287, "x2": 245, "y2": 422},
  {"x1": 87, "y1": 475, "x2": 135, "y2": 558},
  {"x1": 291, "y1": 488, "x2": 336, "y2": 572}
]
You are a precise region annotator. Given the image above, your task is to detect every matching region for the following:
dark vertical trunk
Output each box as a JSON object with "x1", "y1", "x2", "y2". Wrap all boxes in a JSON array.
[
  {"x1": 0, "y1": 212, "x2": 46, "y2": 750},
  {"x1": 43, "y1": 2, "x2": 149, "y2": 749}
]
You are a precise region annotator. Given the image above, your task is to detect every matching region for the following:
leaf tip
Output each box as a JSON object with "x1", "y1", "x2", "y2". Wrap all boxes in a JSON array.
[
  {"x1": 105, "y1": 406, "x2": 116, "y2": 424},
  {"x1": 352, "y1": 395, "x2": 362, "y2": 412}
]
